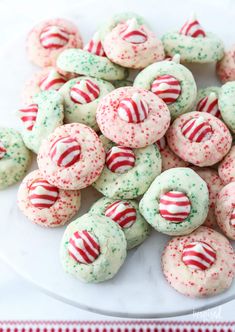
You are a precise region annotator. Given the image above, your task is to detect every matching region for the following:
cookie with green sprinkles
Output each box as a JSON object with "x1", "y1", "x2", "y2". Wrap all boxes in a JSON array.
[
  {"x1": 161, "y1": 14, "x2": 224, "y2": 63},
  {"x1": 218, "y1": 81, "x2": 235, "y2": 133},
  {"x1": 0, "y1": 127, "x2": 31, "y2": 189},
  {"x1": 56, "y1": 48, "x2": 128, "y2": 81},
  {"x1": 60, "y1": 213, "x2": 127, "y2": 283},
  {"x1": 133, "y1": 55, "x2": 197, "y2": 120},
  {"x1": 139, "y1": 167, "x2": 209, "y2": 236},
  {"x1": 193, "y1": 86, "x2": 221, "y2": 118},
  {"x1": 59, "y1": 76, "x2": 114, "y2": 131},
  {"x1": 90, "y1": 197, "x2": 151, "y2": 250},
  {"x1": 92, "y1": 135, "x2": 162, "y2": 199},
  {"x1": 18, "y1": 90, "x2": 64, "y2": 154}
]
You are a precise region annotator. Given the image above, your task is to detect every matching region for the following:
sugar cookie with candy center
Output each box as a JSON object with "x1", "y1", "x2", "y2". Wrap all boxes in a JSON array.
[
  {"x1": 96, "y1": 87, "x2": 170, "y2": 149},
  {"x1": 162, "y1": 14, "x2": 224, "y2": 63},
  {"x1": 90, "y1": 197, "x2": 150, "y2": 250},
  {"x1": 17, "y1": 170, "x2": 81, "y2": 227},
  {"x1": 166, "y1": 111, "x2": 232, "y2": 167},
  {"x1": 193, "y1": 86, "x2": 221, "y2": 118},
  {"x1": 217, "y1": 45, "x2": 235, "y2": 83},
  {"x1": 60, "y1": 213, "x2": 127, "y2": 283},
  {"x1": 93, "y1": 135, "x2": 162, "y2": 199},
  {"x1": 139, "y1": 168, "x2": 209, "y2": 236},
  {"x1": 26, "y1": 18, "x2": 83, "y2": 67},
  {"x1": 218, "y1": 146, "x2": 235, "y2": 185},
  {"x1": 162, "y1": 226, "x2": 235, "y2": 297},
  {"x1": 37, "y1": 123, "x2": 105, "y2": 190},
  {"x1": 0, "y1": 127, "x2": 31, "y2": 189}
]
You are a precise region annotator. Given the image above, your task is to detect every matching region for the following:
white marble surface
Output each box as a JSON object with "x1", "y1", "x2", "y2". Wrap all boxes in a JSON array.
[{"x1": 1, "y1": 0, "x2": 235, "y2": 320}]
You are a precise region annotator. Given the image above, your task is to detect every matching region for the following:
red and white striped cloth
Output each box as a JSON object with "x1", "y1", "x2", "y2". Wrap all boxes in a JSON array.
[
  {"x1": 117, "y1": 93, "x2": 149, "y2": 123},
  {"x1": 39, "y1": 69, "x2": 67, "y2": 91},
  {"x1": 84, "y1": 32, "x2": 106, "y2": 57},
  {"x1": 39, "y1": 25, "x2": 69, "y2": 49},
  {"x1": 196, "y1": 93, "x2": 221, "y2": 118},
  {"x1": 105, "y1": 200, "x2": 137, "y2": 228},
  {"x1": 68, "y1": 230, "x2": 100, "y2": 264},
  {"x1": 18, "y1": 104, "x2": 38, "y2": 131},
  {"x1": 159, "y1": 191, "x2": 191, "y2": 222},
  {"x1": 0, "y1": 140, "x2": 6, "y2": 159},
  {"x1": 70, "y1": 80, "x2": 100, "y2": 104},
  {"x1": 180, "y1": 14, "x2": 206, "y2": 38},
  {"x1": 151, "y1": 75, "x2": 181, "y2": 104},
  {"x1": 49, "y1": 136, "x2": 81, "y2": 168},
  {"x1": 182, "y1": 241, "x2": 217, "y2": 270},
  {"x1": 106, "y1": 146, "x2": 136, "y2": 173},
  {"x1": 120, "y1": 18, "x2": 147, "y2": 44},
  {"x1": 28, "y1": 179, "x2": 59, "y2": 209}
]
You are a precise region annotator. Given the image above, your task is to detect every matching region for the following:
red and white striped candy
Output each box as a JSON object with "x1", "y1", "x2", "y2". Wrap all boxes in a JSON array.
[
  {"x1": 0, "y1": 140, "x2": 6, "y2": 159},
  {"x1": 39, "y1": 25, "x2": 69, "y2": 49},
  {"x1": 117, "y1": 93, "x2": 149, "y2": 123},
  {"x1": 39, "y1": 69, "x2": 67, "y2": 91},
  {"x1": 196, "y1": 93, "x2": 221, "y2": 118},
  {"x1": 106, "y1": 146, "x2": 135, "y2": 173},
  {"x1": 182, "y1": 241, "x2": 216, "y2": 270},
  {"x1": 180, "y1": 14, "x2": 206, "y2": 38},
  {"x1": 120, "y1": 18, "x2": 147, "y2": 44},
  {"x1": 230, "y1": 208, "x2": 235, "y2": 228},
  {"x1": 84, "y1": 32, "x2": 106, "y2": 57},
  {"x1": 18, "y1": 104, "x2": 38, "y2": 131},
  {"x1": 70, "y1": 79, "x2": 100, "y2": 104},
  {"x1": 155, "y1": 136, "x2": 167, "y2": 152},
  {"x1": 181, "y1": 116, "x2": 213, "y2": 143},
  {"x1": 105, "y1": 200, "x2": 137, "y2": 228},
  {"x1": 49, "y1": 136, "x2": 81, "y2": 168},
  {"x1": 68, "y1": 230, "x2": 100, "y2": 264},
  {"x1": 28, "y1": 179, "x2": 59, "y2": 209},
  {"x1": 159, "y1": 191, "x2": 191, "y2": 223},
  {"x1": 151, "y1": 75, "x2": 181, "y2": 104}
]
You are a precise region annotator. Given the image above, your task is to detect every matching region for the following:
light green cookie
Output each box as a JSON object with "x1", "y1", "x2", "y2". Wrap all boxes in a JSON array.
[
  {"x1": 218, "y1": 82, "x2": 235, "y2": 133},
  {"x1": 139, "y1": 168, "x2": 209, "y2": 236},
  {"x1": 133, "y1": 59, "x2": 197, "y2": 120},
  {"x1": 59, "y1": 76, "x2": 114, "y2": 131},
  {"x1": 57, "y1": 49, "x2": 128, "y2": 81},
  {"x1": 19, "y1": 90, "x2": 63, "y2": 154},
  {"x1": 0, "y1": 127, "x2": 31, "y2": 189},
  {"x1": 162, "y1": 32, "x2": 224, "y2": 63},
  {"x1": 60, "y1": 213, "x2": 127, "y2": 283},
  {"x1": 93, "y1": 136, "x2": 162, "y2": 199},
  {"x1": 90, "y1": 197, "x2": 151, "y2": 250},
  {"x1": 193, "y1": 86, "x2": 221, "y2": 112}
]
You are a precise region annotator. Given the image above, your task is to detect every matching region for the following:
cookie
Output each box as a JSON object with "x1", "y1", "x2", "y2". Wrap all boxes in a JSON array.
[
  {"x1": 90, "y1": 197, "x2": 150, "y2": 249},
  {"x1": 26, "y1": 18, "x2": 83, "y2": 67},
  {"x1": 139, "y1": 168, "x2": 209, "y2": 236},
  {"x1": 155, "y1": 136, "x2": 189, "y2": 171},
  {"x1": 167, "y1": 111, "x2": 232, "y2": 167},
  {"x1": 17, "y1": 169, "x2": 81, "y2": 227},
  {"x1": 96, "y1": 86, "x2": 170, "y2": 148},
  {"x1": 18, "y1": 90, "x2": 64, "y2": 154},
  {"x1": 191, "y1": 167, "x2": 223, "y2": 228},
  {"x1": 102, "y1": 17, "x2": 165, "y2": 69},
  {"x1": 162, "y1": 226, "x2": 235, "y2": 297},
  {"x1": 162, "y1": 14, "x2": 224, "y2": 63},
  {"x1": 218, "y1": 146, "x2": 235, "y2": 185},
  {"x1": 193, "y1": 86, "x2": 221, "y2": 118},
  {"x1": 217, "y1": 45, "x2": 235, "y2": 83},
  {"x1": 218, "y1": 82, "x2": 235, "y2": 133},
  {"x1": 59, "y1": 76, "x2": 114, "y2": 131},
  {"x1": 215, "y1": 182, "x2": 235, "y2": 240},
  {"x1": 37, "y1": 123, "x2": 105, "y2": 190},
  {"x1": 133, "y1": 55, "x2": 197, "y2": 120},
  {"x1": 112, "y1": 79, "x2": 133, "y2": 89},
  {"x1": 0, "y1": 127, "x2": 31, "y2": 189},
  {"x1": 60, "y1": 213, "x2": 127, "y2": 283},
  {"x1": 93, "y1": 135, "x2": 162, "y2": 199}
]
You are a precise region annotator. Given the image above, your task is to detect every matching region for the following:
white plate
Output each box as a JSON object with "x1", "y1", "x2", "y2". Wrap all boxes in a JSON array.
[{"x1": 0, "y1": 0, "x2": 235, "y2": 318}]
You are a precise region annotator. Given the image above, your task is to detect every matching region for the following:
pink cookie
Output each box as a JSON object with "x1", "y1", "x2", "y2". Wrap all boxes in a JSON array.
[
  {"x1": 218, "y1": 145, "x2": 235, "y2": 185},
  {"x1": 215, "y1": 182, "x2": 235, "y2": 240},
  {"x1": 26, "y1": 18, "x2": 83, "y2": 67},
  {"x1": 167, "y1": 111, "x2": 232, "y2": 167},
  {"x1": 155, "y1": 136, "x2": 188, "y2": 171},
  {"x1": 217, "y1": 45, "x2": 235, "y2": 83},
  {"x1": 37, "y1": 123, "x2": 105, "y2": 190},
  {"x1": 102, "y1": 18, "x2": 165, "y2": 69},
  {"x1": 162, "y1": 226, "x2": 235, "y2": 297},
  {"x1": 191, "y1": 167, "x2": 223, "y2": 228},
  {"x1": 96, "y1": 87, "x2": 170, "y2": 148},
  {"x1": 17, "y1": 169, "x2": 81, "y2": 227}
]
